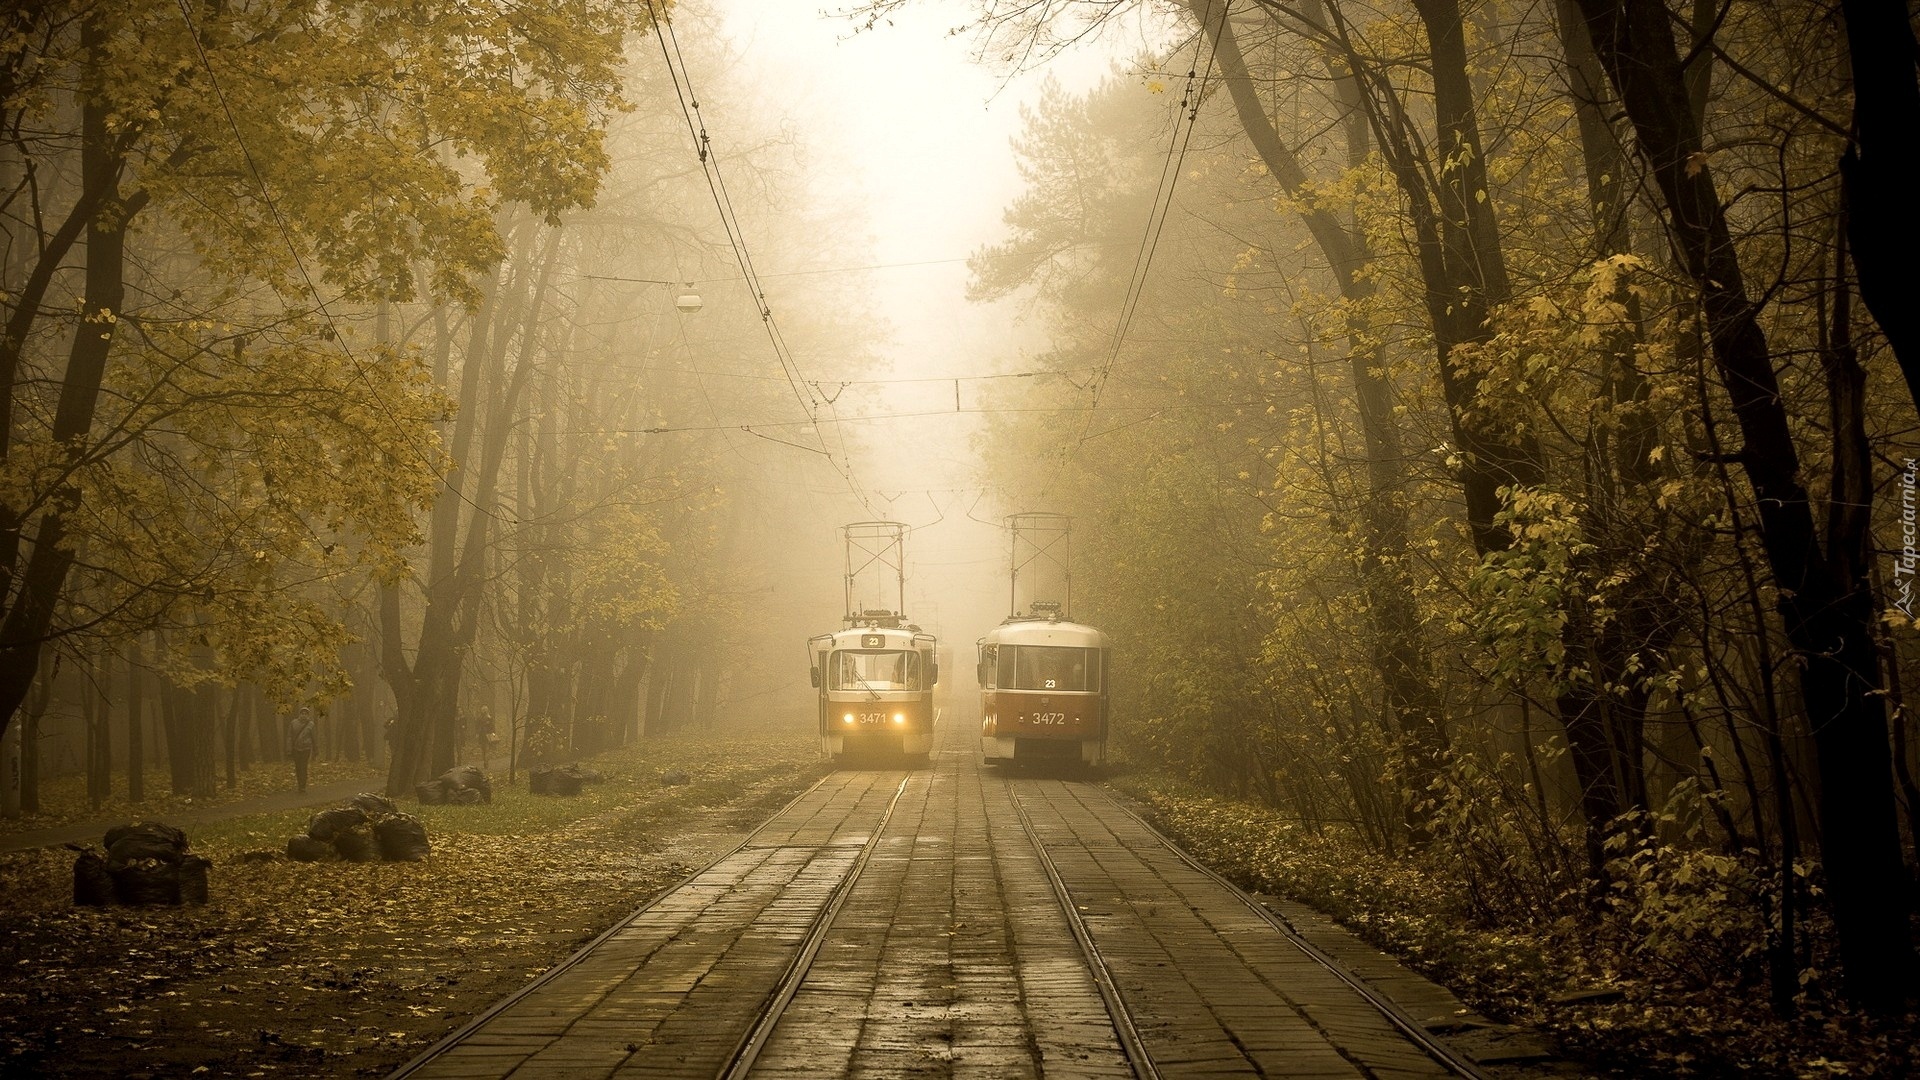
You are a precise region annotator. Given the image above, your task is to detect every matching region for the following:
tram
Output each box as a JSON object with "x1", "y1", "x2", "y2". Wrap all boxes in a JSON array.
[
  {"x1": 979, "y1": 513, "x2": 1110, "y2": 769},
  {"x1": 978, "y1": 602, "x2": 1109, "y2": 768},
  {"x1": 808, "y1": 614, "x2": 938, "y2": 761},
  {"x1": 807, "y1": 522, "x2": 939, "y2": 764}
]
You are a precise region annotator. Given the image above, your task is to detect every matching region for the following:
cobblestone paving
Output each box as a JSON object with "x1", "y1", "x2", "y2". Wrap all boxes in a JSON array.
[
  {"x1": 750, "y1": 739, "x2": 1129, "y2": 1078},
  {"x1": 394, "y1": 725, "x2": 1503, "y2": 1080},
  {"x1": 1015, "y1": 780, "x2": 1457, "y2": 1079},
  {"x1": 399, "y1": 770, "x2": 903, "y2": 1079}
]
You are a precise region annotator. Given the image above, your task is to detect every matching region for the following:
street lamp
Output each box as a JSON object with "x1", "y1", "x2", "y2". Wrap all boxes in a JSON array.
[{"x1": 580, "y1": 273, "x2": 702, "y2": 313}]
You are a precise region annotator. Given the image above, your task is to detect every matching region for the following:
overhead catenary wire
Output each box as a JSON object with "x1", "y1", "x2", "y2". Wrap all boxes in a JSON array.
[
  {"x1": 1039, "y1": 0, "x2": 1229, "y2": 497},
  {"x1": 644, "y1": 0, "x2": 878, "y2": 517},
  {"x1": 580, "y1": 231, "x2": 1209, "y2": 286},
  {"x1": 554, "y1": 398, "x2": 1277, "y2": 437}
]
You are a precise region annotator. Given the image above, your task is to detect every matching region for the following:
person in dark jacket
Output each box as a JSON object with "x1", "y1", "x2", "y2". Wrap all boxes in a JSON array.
[{"x1": 286, "y1": 707, "x2": 318, "y2": 793}]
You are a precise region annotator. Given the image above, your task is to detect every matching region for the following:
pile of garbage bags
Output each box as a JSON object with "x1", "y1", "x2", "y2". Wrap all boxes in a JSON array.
[
  {"x1": 286, "y1": 792, "x2": 430, "y2": 862},
  {"x1": 529, "y1": 762, "x2": 604, "y2": 797},
  {"x1": 71, "y1": 822, "x2": 212, "y2": 906},
  {"x1": 414, "y1": 764, "x2": 492, "y2": 805}
]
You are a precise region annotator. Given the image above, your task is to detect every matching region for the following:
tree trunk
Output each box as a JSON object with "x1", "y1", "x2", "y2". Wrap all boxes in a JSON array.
[
  {"x1": 160, "y1": 679, "x2": 187, "y2": 796},
  {"x1": 385, "y1": 227, "x2": 557, "y2": 793},
  {"x1": 86, "y1": 651, "x2": 110, "y2": 810},
  {"x1": 126, "y1": 638, "x2": 144, "y2": 803},
  {"x1": 19, "y1": 654, "x2": 52, "y2": 814},
  {"x1": 1574, "y1": 0, "x2": 1915, "y2": 1010},
  {"x1": 0, "y1": 17, "x2": 135, "y2": 743},
  {"x1": 1837, "y1": 0, "x2": 1920, "y2": 405},
  {"x1": 1204, "y1": 1, "x2": 1446, "y2": 840},
  {"x1": 222, "y1": 686, "x2": 239, "y2": 790}
]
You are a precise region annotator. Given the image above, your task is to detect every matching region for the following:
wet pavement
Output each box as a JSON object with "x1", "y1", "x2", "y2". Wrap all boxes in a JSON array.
[{"x1": 390, "y1": 725, "x2": 1557, "y2": 1079}]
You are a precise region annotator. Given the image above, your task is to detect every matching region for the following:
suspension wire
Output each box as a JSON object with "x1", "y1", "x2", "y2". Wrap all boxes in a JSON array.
[
  {"x1": 172, "y1": 0, "x2": 515, "y2": 524},
  {"x1": 553, "y1": 399, "x2": 1276, "y2": 437},
  {"x1": 1037, "y1": 0, "x2": 1228, "y2": 498},
  {"x1": 644, "y1": 0, "x2": 878, "y2": 517}
]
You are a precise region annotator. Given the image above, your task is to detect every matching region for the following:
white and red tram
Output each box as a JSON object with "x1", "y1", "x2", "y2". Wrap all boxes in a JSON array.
[
  {"x1": 809, "y1": 614, "x2": 938, "y2": 762},
  {"x1": 977, "y1": 602, "x2": 1109, "y2": 768}
]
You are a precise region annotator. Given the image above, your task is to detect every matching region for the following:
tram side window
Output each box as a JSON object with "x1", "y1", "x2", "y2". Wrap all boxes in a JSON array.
[
  {"x1": 1008, "y1": 646, "x2": 1097, "y2": 692},
  {"x1": 831, "y1": 650, "x2": 920, "y2": 690}
]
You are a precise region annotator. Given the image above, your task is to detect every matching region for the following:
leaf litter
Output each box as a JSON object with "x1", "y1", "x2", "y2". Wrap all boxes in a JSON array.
[{"x1": 0, "y1": 734, "x2": 824, "y2": 1078}]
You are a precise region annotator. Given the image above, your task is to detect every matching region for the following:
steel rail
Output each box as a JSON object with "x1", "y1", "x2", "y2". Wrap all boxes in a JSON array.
[
  {"x1": 1006, "y1": 778, "x2": 1163, "y2": 1080},
  {"x1": 1092, "y1": 785, "x2": 1496, "y2": 1080},
  {"x1": 718, "y1": 773, "x2": 913, "y2": 1080},
  {"x1": 384, "y1": 769, "x2": 844, "y2": 1079}
]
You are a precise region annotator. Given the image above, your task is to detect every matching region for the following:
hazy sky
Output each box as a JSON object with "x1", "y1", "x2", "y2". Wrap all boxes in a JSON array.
[
  {"x1": 710, "y1": 1, "x2": 1172, "y2": 389},
  {"x1": 713, "y1": 1, "x2": 1135, "y2": 369},
  {"x1": 701, "y1": 0, "x2": 1172, "y2": 634}
]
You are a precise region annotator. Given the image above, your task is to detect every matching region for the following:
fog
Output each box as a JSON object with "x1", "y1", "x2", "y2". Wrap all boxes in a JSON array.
[
  {"x1": 623, "y1": 0, "x2": 1175, "y2": 722},
  {"x1": 7, "y1": 0, "x2": 1914, "y2": 1045}
]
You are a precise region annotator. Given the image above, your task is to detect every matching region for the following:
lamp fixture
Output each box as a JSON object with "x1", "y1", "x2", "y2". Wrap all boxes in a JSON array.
[{"x1": 579, "y1": 272, "x2": 702, "y2": 314}]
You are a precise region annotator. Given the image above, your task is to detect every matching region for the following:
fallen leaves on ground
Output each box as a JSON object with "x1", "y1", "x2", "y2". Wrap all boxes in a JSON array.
[
  {"x1": 1118, "y1": 774, "x2": 1919, "y2": 1079},
  {"x1": 1, "y1": 731, "x2": 825, "y2": 1079}
]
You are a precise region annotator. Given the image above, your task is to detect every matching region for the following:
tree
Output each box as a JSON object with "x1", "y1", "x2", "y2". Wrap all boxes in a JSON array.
[
  {"x1": 1, "y1": 0, "x2": 651, "y2": 750},
  {"x1": 1195, "y1": 0, "x2": 1445, "y2": 842},
  {"x1": 1572, "y1": 0, "x2": 1914, "y2": 1012}
]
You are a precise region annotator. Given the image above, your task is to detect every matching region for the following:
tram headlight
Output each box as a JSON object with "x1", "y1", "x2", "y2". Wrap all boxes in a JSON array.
[
  {"x1": 892, "y1": 712, "x2": 905, "y2": 725},
  {"x1": 842, "y1": 712, "x2": 855, "y2": 725}
]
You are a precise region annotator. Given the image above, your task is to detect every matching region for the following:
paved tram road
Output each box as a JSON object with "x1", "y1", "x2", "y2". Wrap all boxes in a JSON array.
[{"x1": 391, "y1": 724, "x2": 1553, "y2": 1079}]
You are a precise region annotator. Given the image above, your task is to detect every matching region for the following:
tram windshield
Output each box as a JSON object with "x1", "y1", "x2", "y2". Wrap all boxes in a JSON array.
[
  {"x1": 995, "y1": 645, "x2": 1100, "y2": 692},
  {"x1": 830, "y1": 650, "x2": 922, "y2": 691}
]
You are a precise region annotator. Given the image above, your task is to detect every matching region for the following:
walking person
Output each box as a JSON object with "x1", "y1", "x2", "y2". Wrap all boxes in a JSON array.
[
  {"x1": 287, "y1": 707, "x2": 318, "y2": 793},
  {"x1": 476, "y1": 705, "x2": 496, "y2": 769}
]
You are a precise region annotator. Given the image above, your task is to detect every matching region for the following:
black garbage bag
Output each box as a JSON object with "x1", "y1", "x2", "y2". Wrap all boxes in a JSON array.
[
  {"x1": 112, "y1": 860, "x2": 181, "y2": 905},
  {"x1": 415, "y1": 780, "x2": 447, "y2": 805},
  {"x1": 306, "y1": 806, "x2": 368, "y2": 841},
  {"x1": 437, "y1": 764, "x2": 492, "y2": 803},
  {"x1": 350, "y1": 792, "x2": 399, "y2": 818},
  {"x1": 178, "y1": 855, "x2": 212, "y2": 905},
  {"x1": 104, "y1": 821, "x2": 188, "y2": 854},
  {"x1": 553, "y1": 770, "x2": 584, "y2": 796},
  {"x1": 332, "y1": 824, "x2": 379, "y2": 862},
  {"x1": 374, "y1": 814, "x2": 431, "y2": 862},
  {"x1": 286, "y1": 834, "x2": 334, "y2": 862},
  {"x1": 104, "y1": 822, "x2": 189, "y2": 869},
  {"x1": 72, "y1": 850, "x2": 113, "y2": 906}
]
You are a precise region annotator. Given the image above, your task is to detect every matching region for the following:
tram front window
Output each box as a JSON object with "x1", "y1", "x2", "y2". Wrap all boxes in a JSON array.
[
  {"x1": 832, "y1": 650, "x2": 921, "y2": 691},
  {"x1": 1006, "y1": 646, "x2": 1099, "y2": 692}
]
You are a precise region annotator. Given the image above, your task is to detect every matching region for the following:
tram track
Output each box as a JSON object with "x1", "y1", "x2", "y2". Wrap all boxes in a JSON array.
[
  {"x1": 385, "y1": 769, "x2": 910, "y2": 1080},
  {"x1": 1006, "y1": 776, "x2": 1163, "y2": 1080},
  {"x1": 384, "y1": 771, "x2": 843, "y2": 1080},
  {"x1": 387, "y1": 751, "x2": 1523, "y2": 1080},
  {"x1": 718, "y1": 774, "x2": 911, "y2": 1080},
  {"x1": 1022, "y1": 777, "x2": 1494, "y2": 1080},
  {"x1": 1100, "y1": 787, "x2": 1494, "y2": 1080}
]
